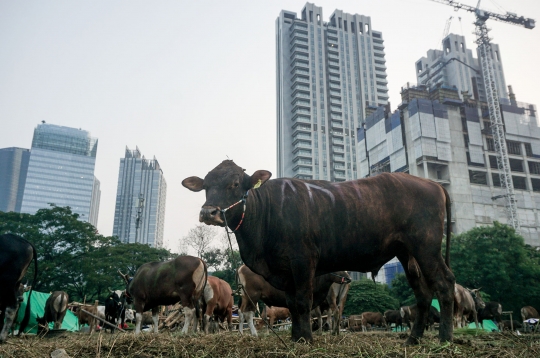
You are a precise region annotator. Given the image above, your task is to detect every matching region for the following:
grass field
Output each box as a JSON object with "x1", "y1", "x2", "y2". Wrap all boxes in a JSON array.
[{"x1": 1, "y1": 329, "x2": 539, "y2": 358}]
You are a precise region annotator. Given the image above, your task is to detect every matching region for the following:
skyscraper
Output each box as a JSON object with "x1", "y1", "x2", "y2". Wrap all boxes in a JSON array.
[
  {"x1": 276, "y1": 3, "x2": 389, "y2": 181},
  {"x1": 113, "y1": 147, "x2": 166, "y2": 248},
  {"x1": 415, "y1": 33, "x2": 507, "y2": 102},
  {"x1": 0, "y1": 147, "x2": 30, "y2": 213},
  {"x1": 20, "y1": 123, "x2": 100, "y2": 225}
]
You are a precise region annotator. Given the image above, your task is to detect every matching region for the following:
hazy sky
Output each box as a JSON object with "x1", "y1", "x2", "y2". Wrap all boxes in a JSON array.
[{"x1": 1, "y1": 0, "x2": 538, "y2": 253}]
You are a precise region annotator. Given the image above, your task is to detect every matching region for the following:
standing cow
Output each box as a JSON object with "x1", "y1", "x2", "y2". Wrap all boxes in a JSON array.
[
  {"x1": 119, "y1": 255, "x2": 207, "y2": 334},
  {"x1": 477, "y1": 302, "x2": 503, "y2": 330},
  {"x1": 360, "y1": 312, "x2": 387, "y2": 331},
  {"x1": 201, "y1": 276, "x2": 233, "y2": 333},
  {"x1": 37, "y1": 291, "x2": 69, "y2": 331},
  {"x1": 384, "y1": 310, "x2": 404, "y2": 331},
  {"x1": 256, "y1": 306, "x2": 291, "y2": 331},
  {"x1": 453, "y1": 284, "x2": 485, "y2": 328},
  {"x1": 401, "y1": 304, "x2": 440, "y2": 331},
  {"x1": 236, "y1": 264, "x2": 349, "y2": 336},
  {"x1": 0, "y1": 234, "x2": 37, "y2": 343},
  {"x1": 104, "y1": 290, "x2": 126, "y2": 332},
  {"x1": 183, "y1": 160, "x2": 455, "y2": 344},
  {"x1": 521, "y1": 306, "x2": 539, "y2": 332}
]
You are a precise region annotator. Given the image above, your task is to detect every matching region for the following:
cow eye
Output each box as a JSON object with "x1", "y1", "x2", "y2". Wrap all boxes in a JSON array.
[{"x1": 233, "y1": 183, "x2": 239, "y2": 188}]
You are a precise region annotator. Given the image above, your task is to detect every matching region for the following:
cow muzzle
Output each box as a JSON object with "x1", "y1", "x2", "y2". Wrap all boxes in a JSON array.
[{"x1": 199, "y1": 206, "x2": 225, "y2": 226}]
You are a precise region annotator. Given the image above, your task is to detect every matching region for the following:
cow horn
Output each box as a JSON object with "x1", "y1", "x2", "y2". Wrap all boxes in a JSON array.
[{"x1": 109, "y1": 287, "x2": 114, "y2": 293}]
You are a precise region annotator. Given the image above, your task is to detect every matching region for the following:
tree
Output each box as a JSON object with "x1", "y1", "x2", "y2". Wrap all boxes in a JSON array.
[
  {"x1": 448, "y1": 222, "x2": 540, "y2": 314},
  {"x1": 343, "y1": 279, "x2": 399, "y2": 316},
  {"x1": 389, "y1": 274, "x2": 416, "y2": 307},
  {"x1": 0, "y1": 205, "x2": 174, "y2": 303},
  {"x1": 182, "y1": 224, "x2": 216, "y2": 257}
]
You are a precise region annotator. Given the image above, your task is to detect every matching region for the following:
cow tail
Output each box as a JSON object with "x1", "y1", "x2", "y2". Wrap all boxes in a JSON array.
[
  {"x1": 195, "y1": 259, "x2": 208, "y2": 321},
  {"x1": 443, "y1": 186, "x2": 452, "y2": 268},
  {"x1": 19, "y1": 241, "x2": 38, "y2": 334}
]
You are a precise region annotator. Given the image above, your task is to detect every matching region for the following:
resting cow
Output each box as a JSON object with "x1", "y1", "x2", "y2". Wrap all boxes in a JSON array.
[
  {"x1": 453, "y1": 284, "x2": 485, "y2": 328},
  {"x1": 236, "y1": 264, "x2": 349, "y2": 336},
  {"x1": 201, "y1": 276, "x2": 233, "y2": 333},
  {"x1": 0, "y1": 234, "x2": 37, "y2": 343},
  {"x1": 183, "y1": 160, "x2": 455, "y2": 344},
  {"x1": 37, "y1": 291, "x2": 69, "y2": 331},
  {"x1": 119, "y1": 255, "x2": 207, "y2": 334}
]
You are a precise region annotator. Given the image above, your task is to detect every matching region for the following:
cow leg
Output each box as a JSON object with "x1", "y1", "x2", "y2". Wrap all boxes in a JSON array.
[
  {"x1": 313, "y1": 306, "x2": 322, "y2": 335},
  {"x1": 246, "y1": 311, "x2": 257, "y2": 336},
  {"x1": 134, "y1": 312, "x2": 143, "y2": 334},
  {"x1": 182, "y1": 306, "x2": 196, "y2": 334},
  {"x1": 238, "y1": 310, "x2": 245, "y2": 335},
  {"x1": 152, "y1": 307, "x2": 159, "y2": 333},
  {"x1": 0, "y1": 307, "x2": 5, "y2": 334},
  {"x1": 0, "y1": 305, "x2": 18, "y2": 343},
  {"x1": 285, "y1": 261, "x2": 314, "y2": 343}
]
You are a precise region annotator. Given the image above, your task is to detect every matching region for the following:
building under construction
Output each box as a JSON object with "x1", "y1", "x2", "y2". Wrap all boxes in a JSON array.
[{"x1": 357, "y1": 85, "x2": 540, "y2": 247}]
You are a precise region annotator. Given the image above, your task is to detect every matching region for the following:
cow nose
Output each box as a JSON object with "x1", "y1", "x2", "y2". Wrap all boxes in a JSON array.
[{"x1": 199, "y1": 206, "x2": 223, "y2": 225}]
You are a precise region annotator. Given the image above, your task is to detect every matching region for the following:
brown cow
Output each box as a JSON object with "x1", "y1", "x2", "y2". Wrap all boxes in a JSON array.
[
  {"x1": 183, "y1": 160, "x2": 455, "y2": 344},
  {"x1": 37, "y1": 291, "x2": 69, "y2": 331},
  {"x1": 201, "y1": 276, "x2": 233, "y2": 333},
  {"x1": 237, "y1": 264, "x2": 349, "y2": 336},
  {"x1": 119, "y1": 255, "x2": 207, "y2": 334},
  {"x1": 521, "y1": 306, "x2": 539, "y2": 321},
  {"x1": 360, "y1": 312, "x2": 386, "y2": 331},
  {"x1": 454, "y1": 284, "x2": 485, "y2": 328},
  {"x1": 72, "y1": 302, "x2": 100, "y2": 333},
  {"x1": 256, "y1": 306, "x2": 290, "y2": 331},
  {"x1": 325, "y1": 279, "x2": 351, "y2": 334},
  {"x1": 401, "y1": 304, "x2": 440, "y2": 331}
]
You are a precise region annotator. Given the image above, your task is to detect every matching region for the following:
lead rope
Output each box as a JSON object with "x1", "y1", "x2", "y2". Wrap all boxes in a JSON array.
[{"x1": 221, "y1": 193, "x2": 289, "y2": 349}]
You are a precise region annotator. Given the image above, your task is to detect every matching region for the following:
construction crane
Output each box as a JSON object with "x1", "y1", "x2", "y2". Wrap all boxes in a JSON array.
[
  {"x1": 429, "y1": 0, "x2": 535, "y2": 232},
  {"x1": 440, "y1": 16, "x2": 453, "y2": 50}
]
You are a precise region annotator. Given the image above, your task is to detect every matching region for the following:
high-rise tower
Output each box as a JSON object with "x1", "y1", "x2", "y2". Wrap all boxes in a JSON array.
[
  {"x1": 415, "y1": 33, "x2": 507, "y2": 102},
  {"x1": 113, "y1": 147, "x2": 166, "y2": 248},
  {"x1": 276, "y1": 3, "x2": 389, "y2": 181},
  {"x1": 20, "y1": 123, "x2": 100, "y2": 226},
  {"x1": 0, "y1": 147, "x2": 30, "y2": 213}
]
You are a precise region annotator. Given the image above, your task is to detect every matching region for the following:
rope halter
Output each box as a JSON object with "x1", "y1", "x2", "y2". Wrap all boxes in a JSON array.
[{"x1": 220, "y1": 190, "x2": 249, "y2": 233}]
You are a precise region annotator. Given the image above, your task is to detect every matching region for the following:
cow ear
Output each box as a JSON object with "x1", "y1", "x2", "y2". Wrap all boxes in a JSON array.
[
  {"x1": 250, "y1": 170, "x2": 272, "y2": 189},
  {"x1": 182, "y1": 176, "x2": 204, "y2": 192}
]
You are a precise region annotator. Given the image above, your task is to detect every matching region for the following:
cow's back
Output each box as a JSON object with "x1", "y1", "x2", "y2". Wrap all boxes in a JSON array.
[{"x1": 0, "y1": 234, "x2": 34, "y2": 287}]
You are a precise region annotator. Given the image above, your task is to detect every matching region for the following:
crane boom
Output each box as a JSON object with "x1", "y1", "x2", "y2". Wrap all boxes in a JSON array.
[
  {"x1": 429, "y1": 0, "x2": 535, "y2": 28},
  {"x1": 428, "y1": 0, "x2": 536, "y2": 232}
]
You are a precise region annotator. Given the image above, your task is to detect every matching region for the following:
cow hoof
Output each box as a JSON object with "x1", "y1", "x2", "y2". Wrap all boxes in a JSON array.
[{"x1": 403, "y1": 336, "x2": 420, "y2": 346}]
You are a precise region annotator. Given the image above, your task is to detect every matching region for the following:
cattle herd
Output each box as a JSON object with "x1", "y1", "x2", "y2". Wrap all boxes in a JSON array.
[{"x1": 1, "y1": 160, "x2": 540, "y2": 346}]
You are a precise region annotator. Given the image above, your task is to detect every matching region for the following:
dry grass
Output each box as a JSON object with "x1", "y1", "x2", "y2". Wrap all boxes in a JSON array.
[{"x1": 1, "y1": 330, "x2": 539, "y2": 358}]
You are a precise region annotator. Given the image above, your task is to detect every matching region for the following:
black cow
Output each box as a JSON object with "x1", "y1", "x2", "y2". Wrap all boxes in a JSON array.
[
  {"x1": 37, "y1": 291, "x2": 69, "y2": 331},
  {"x1": 0, "y1": 234, "x2": 37, "y2": 343},
  {"x1": 119, "y1": 255, "x2": 207, "y2": 334},
  {"x1": 478, "y1": 301, "x2": 502, "y2": 330},
  {"x1": 183, "y1": 160, "x2": 455, "y2": 344},
  {"x1": 104, "y1": 290, "x2": 125, "y2": 332},
  {"x1": 384, "y1": 310, "x2": 404, "y2": 331}
]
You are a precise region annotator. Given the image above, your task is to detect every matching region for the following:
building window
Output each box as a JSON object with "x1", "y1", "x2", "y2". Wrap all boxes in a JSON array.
[
  {"x1": 509, "y1": 158, "x2": 524, "y2": 172},
  {"x1": 469, "y1": 170, "x2": 488, "y2": 185},
  {"x1": 486, "y1": 138, "x2": 495, "y2": 152},
  {"x1": 529, "y1": 161, "x2": 540, "y2": 175},
  {"x1": 489, "y1": 156, "x2": 498, "y2": 169},
  {"x1": 492, "y1": 173, "x2": 500, "y2": 186},
  {"x1": 466, "y1": 152, "x2": 484, "y2": 167},
  {"x1": 513, "y1": 176, "x2": 527, "y2": 190},
  {"x1": 507, "y1": 140, "x2": 522, "y2": 155},
  {"x1": 525, "y1": 143, "x2": 534, "y2": 157},
  {"x1": 531, "y1": 178, "x2": 540, "y2": 192}
]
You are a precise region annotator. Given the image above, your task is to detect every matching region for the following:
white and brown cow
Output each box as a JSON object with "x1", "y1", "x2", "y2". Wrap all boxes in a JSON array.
[
  {"x1": 37, "y1": 291, "x2": 69, "y2": 331},
  {"x1": 201, "y1": 276, "x2": 233, "y2": 333},
  {"x1": 454, "y1": 284, "x2": 485, "y2": 328}
]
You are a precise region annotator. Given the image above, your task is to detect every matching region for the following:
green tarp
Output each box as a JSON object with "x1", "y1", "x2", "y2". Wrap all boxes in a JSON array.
[
  {"x1": 14, "y1": 291, "x2": 79, "y2": 334},
  {"x1": 431, "y1": 299, "x2": 500, "y2": 332}
]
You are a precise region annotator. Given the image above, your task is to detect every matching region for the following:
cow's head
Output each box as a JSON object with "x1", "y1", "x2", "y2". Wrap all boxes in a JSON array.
[
  {"x1": 468, "y1": 288, "x2": 486, "y2": 310},
  {"x1": 118, "y1": 270, "x2": 134, "y2": 304},
  {"x1": 182, "y1": 160, "x2": 272, "y2": 227}
]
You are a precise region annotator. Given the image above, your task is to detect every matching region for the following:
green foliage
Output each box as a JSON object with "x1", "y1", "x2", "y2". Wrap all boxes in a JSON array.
[
  {"x1": 343, "y1": 279, "x2": 399, "y2": 316},
  {"x1": 389, "y1": 274, "x2": 416, "y2": 307},
  {"x1": 449, "y1": 222, "x2": 540, "y2": 314},
  {"x1": 0, "y1": 205, "x2": 174, "y2": 303}
]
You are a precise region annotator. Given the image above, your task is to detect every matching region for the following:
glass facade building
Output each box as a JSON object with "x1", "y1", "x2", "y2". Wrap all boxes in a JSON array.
[
  {"x1": 0, "y1": 147, "x2": 30, "y2": 213},
  {"x1": 20, "y1": 123, "x2": 100, "y2": 226},
  {"x1": 113, "y1": 147, "x2": 166, "y2": 248},
  {"x1": 276, "y1": 3, "x2": 389, "y2": 181}
]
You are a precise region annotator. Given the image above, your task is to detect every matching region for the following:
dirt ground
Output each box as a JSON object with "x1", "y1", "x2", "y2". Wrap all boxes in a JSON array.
[{"x1": 0, "y1": 330, "x2": 539, "y2": 358}]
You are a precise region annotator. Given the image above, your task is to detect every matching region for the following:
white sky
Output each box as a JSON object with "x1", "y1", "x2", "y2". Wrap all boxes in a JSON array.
[{"x1": 1, "y1": 0, "x2": 538, "y2": 253}]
